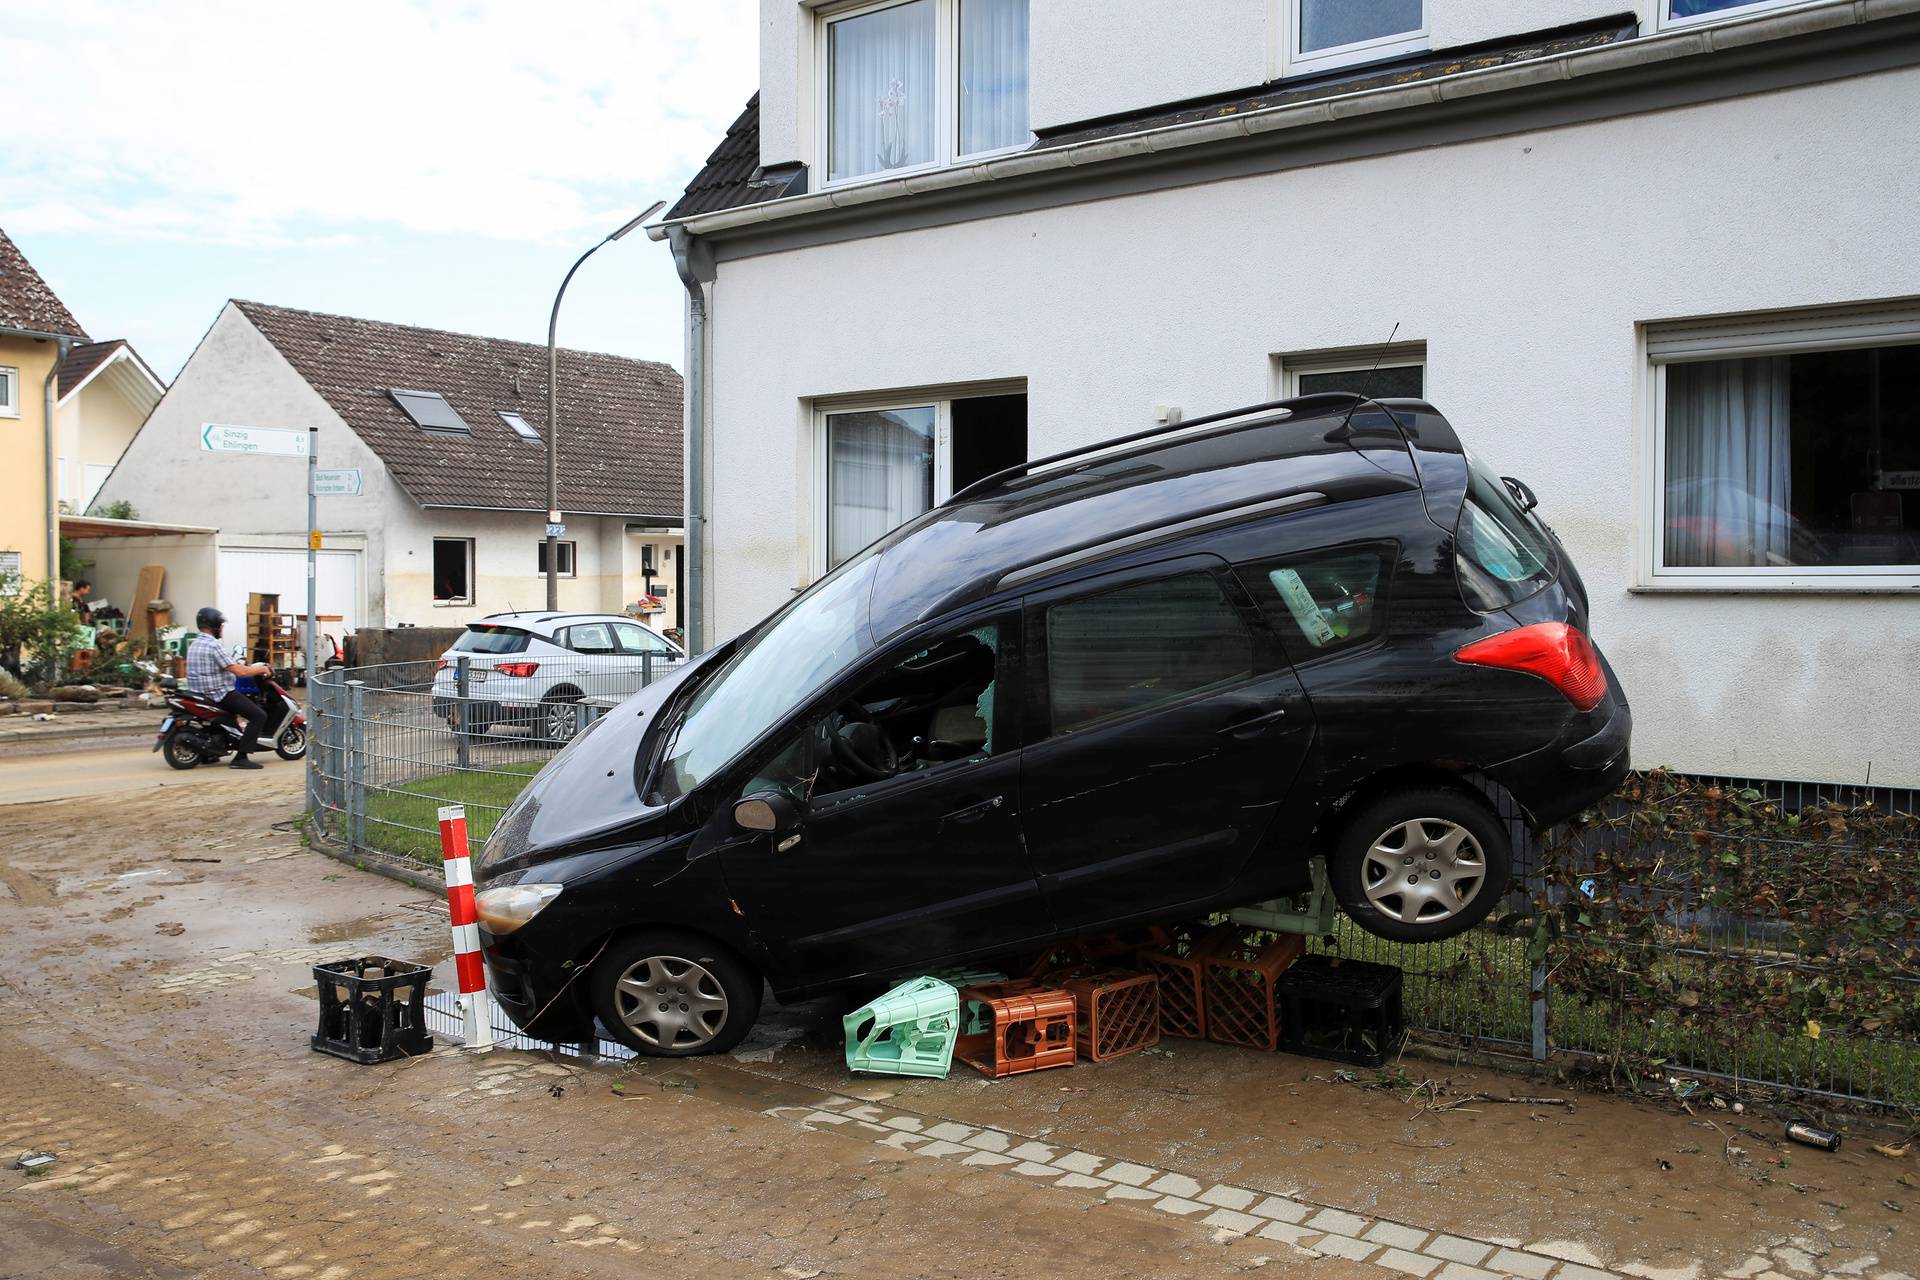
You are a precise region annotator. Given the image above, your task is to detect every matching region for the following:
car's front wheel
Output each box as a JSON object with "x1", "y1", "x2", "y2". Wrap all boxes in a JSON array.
[
  {"x1": 1329, "y1": 788, "x2": 1511, "y2": 943},
  {"x1": 591, "y1": 930, "x2": 761, "y2": 1057}
]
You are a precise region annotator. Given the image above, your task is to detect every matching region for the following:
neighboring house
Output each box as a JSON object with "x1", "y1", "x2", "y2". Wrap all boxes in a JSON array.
[
  {"x1": 95, "y1": 301, "x2": 685, "y2": 636},
  {"x1": 56, "y1": 339, "x2": 167, "y2": 513},
  {"x1": 658, "y1": 0, "x2": 1920, "y2": 790},
  {"x1": 0, "y1": 227, "x2": 90, "y2": 590}
]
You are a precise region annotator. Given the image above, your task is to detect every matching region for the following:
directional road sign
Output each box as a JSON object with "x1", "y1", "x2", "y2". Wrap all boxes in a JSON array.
[
  {"x1": 312, "y1": 468, "x2": 363, "y2": 496},
  {"x1": 200, "y1": 423, "x2": 310, "y2": 457}
]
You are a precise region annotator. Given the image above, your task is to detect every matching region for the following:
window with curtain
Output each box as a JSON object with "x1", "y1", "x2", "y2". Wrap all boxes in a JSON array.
[
  {"x1": 1661, "y1": 344, "x2": 1920, "y2": 571},
  {"x1": 1297, "y1": 0, "x2": 1424, "y2": 58},
  {"x1": 824, "y1": 0, "x2": 1029, "y2": 184},
  {"x1": 827, "y1": 406, "x2": 936, "y2": 568}
]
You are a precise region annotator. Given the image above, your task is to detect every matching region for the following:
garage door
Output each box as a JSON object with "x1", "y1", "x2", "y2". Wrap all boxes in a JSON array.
[{"x1": 218, "y1": 548, "x2": 362, "y2": 636}]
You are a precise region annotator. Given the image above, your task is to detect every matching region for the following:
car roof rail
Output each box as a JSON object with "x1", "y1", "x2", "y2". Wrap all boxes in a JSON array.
[{"x1": 947, "y1": 393, "x2": 1366, "y2": 505}]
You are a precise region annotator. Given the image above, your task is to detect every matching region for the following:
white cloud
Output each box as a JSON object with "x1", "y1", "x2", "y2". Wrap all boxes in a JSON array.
[{"x1": 0, "y1": 0, "x2": 757, "y2": 246}]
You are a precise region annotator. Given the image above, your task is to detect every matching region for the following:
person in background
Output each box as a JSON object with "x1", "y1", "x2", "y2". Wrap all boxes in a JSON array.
[
  {"x1": 69, "y1": 579, "x2": 93, "y2": 624},
  {"x1": 184, "y1": 606, "x2": 273, "y2": 770}
]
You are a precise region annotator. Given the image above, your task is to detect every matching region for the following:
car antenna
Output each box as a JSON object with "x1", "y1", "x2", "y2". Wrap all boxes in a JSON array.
[{"x1": 1334, "y1": 321, "x2": 1400, "y2": 439}]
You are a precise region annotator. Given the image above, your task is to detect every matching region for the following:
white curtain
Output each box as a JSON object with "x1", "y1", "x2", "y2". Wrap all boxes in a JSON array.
[
  {"x1": 829, "y1": 407, "x2": 936, "y2": 567},
  {"x1": 830, "y1": 0, "x2": 936, "y2": 181},
  {"x1": 960, "y1": 0, "x2": 1029, "y2": 156},
  {"x1": 1664, "y1": 356, "x2": 1794, "y2": 567}
]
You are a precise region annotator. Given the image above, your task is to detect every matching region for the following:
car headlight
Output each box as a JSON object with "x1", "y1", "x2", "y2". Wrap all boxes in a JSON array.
[{"x1": 474, "y1": 883, "x2": 564, "y2": 935}]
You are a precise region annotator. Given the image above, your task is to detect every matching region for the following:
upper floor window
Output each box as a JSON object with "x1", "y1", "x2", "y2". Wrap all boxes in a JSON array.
[
  {"x1": 0, "y1": 366, "x2": 18, "y2": 418},
  {"x1": 1660, "y1": 0, "x2": 1813, "y2": 29},
  {"x1": 1288, "y1": 0, "x2": 1426, "y2": 74},
  {"x1": 823, "y1": 0, "x2": 1029, "y2": 186}
]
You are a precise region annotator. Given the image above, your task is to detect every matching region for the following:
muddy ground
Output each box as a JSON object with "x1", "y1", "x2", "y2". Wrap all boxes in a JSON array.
[{"x1": 0, "y1": 752, "x2": 1914, "y2": 1280}]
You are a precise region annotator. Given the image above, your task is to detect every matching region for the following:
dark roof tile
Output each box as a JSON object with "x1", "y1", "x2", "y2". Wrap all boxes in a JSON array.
[
  {"x1": 0, "y1": 228, "x2": 88, "y2": 339},
  {"x1": 667, "y1": 93, "x2": 800, "y2": 220},
  {"x1": 235, "y1": 301, "x2": 682, "y2": 519}
]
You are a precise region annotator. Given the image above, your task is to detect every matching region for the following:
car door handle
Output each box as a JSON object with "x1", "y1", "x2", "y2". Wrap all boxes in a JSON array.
[
  {"x1": 945, "y1": 795, "x2": 1005, "y2": 824},
  {"x1": 1218, "y1": 707, "x2": 1289, "y2": 737}
]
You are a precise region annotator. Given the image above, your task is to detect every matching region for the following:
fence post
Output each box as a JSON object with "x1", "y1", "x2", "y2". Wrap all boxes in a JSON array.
[
  {"x1": 642, "y1": 651, "x2": 653, "y2": 687},
  {"x1": 303, "y1": 674, "x2": 320, "y2": 832},
  {"x1": 347, "y1": 680, "x2": 367, "y2": 852},
  {"x1": 455, "y1": 655, "x2": 471, "y2": 770},
  {"x1": 1531, "y1": 959, "x2": 1549, "y2": 1061}
]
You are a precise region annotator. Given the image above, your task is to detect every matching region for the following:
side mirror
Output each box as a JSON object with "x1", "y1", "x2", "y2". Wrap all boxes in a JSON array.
[
  {"x1": 734, "y1": 790, "x2": 802, "y2": 835},
  {"x1": 1501, "y1": 475, "x2": 1539, "y2": 513}
]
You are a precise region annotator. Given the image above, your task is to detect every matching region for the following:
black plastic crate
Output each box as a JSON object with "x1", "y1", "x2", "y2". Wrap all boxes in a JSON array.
[
  {"x1": 1277, "y1": 954, "x2": 1404, "y2": 1067},
  {"x1": 312, "y1": 957, "x2": 434, "y2": 1064}
]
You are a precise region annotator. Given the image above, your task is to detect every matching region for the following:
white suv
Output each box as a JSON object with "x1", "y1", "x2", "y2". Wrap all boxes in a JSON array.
[{"x1": 431, "y1": 612, "x2": 684, "y2": 743}]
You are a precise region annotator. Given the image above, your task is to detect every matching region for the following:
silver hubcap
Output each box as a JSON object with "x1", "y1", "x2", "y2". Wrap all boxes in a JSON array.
[
  {"x1": 544, "y1": 702, "x2": 577, "y2": 740},
  {"x1": 1361, "y1": 818, "x2": 1486, "y2": 926},
  {"x1": 613, "y1": 955, "x2": 727, "y2": 1050}
]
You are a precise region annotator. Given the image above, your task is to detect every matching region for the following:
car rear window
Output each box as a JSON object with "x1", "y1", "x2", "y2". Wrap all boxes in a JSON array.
[
  {"x1": 453, "y1": 625, "x2": 531, "y2": 654},
  {"x1": 1455, "y1": 454, "x2": 1557, "y2": 611}
]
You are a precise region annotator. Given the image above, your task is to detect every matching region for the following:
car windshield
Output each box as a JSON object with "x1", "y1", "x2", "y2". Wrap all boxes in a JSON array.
[
  {"x1": 453, "y1": 625, "x2": 531, "y2": 654},
  {"x1": 654, "y1": 550, "x2": 882, "y2": 802}
]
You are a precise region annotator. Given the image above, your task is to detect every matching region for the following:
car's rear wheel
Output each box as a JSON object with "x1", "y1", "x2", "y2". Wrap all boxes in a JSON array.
[
  {"x1": 536, "y1": 690, "x2": 583, "y2": 744},
  {"x1": 1329, "y1": 788, "x2": 1510, "y2": 943},
  {"x1": 591, "y1": 930, "x2": 760, "y2": 1057}
]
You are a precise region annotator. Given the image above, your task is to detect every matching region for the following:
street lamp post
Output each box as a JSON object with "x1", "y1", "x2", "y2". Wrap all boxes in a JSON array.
[{"x1": 545, "y1": 200, "x2": 665, "y2": 610}]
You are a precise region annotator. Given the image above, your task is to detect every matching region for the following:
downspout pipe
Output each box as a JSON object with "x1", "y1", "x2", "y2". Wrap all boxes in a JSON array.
[
  {"x1": 45, "y1": 335, "x2": 71, "y2": 581},
  {"x1": 661, "y1": 225, "x2": 715, "y2": 654}
]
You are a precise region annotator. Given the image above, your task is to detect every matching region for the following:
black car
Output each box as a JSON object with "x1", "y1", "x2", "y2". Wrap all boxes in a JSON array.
[{"x1": 472, "y1": 395, "x2": 1630, "y2": 1056}]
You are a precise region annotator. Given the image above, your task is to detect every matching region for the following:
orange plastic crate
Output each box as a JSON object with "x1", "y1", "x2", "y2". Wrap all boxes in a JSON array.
[
  {"x1": 1202, "y1": 930, "x2": 1306, "y2": 1051},
  {"x1": 956, "y1": 982, "x2": 1077, "y2": 1078},
  {"x1": 1136, "y1": 924, "x2": 1230, "y2": 1040},
  {"x1": 1059, "y1": 968, "x2": 1160, "y2": 1062}
]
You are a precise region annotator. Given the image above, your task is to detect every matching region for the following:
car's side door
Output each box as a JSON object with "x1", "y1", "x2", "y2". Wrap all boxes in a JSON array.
[
  {"x1": 611, "y1": 621, "x2": 678, "y2": 699},
  {"x1": 556, "y1": 622, "x2": 621, "y2": 700},
  {"x1": 711, "y1": 611, "x2": 1052, "y2": 986},
  {"x1": 1019, "y1": 556, "x2": 1318, "y2": 931}
]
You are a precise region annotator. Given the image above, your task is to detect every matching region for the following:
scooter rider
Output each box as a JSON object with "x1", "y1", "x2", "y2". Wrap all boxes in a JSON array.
[{"x1": 185, "y1": 607, "x2": 274, "y2": 770}]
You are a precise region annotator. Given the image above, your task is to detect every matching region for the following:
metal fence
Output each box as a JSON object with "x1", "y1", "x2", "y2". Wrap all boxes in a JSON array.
[
  {"x1": 307, "y1": 653, "x2": 683, "y2": 870},
  {"x1": 309, "y1": 676, "x2": 1919, "y2": 1109}
]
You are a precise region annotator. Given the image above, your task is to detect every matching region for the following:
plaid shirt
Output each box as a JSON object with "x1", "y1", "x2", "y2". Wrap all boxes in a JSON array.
[{"x1": 185, "y1": 633, "x2": 237, "y2": 699}]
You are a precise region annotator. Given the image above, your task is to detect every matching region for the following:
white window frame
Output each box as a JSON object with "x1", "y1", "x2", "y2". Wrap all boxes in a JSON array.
[
  {"x1": 0, "y1": 551, "x2": 20, "y2": 592},
  {"x1": 809, "y1": 378, "x2": 1025, "y2": 578},
  {"x1": 0, "y1": 366, "x2": 18, "y2": 418},
  {"x1": 431, "y1": 536, "x2": 476, "y2": 605},
  {"x1": 1272, "y1": 341, "x2": 1427, "y2": 399},
  {"x1": 1638, "y1": 301, "x2": 1920, "y2": 592},
  {"x1": 1277, "y1": 0, "x2": 1428, "y2": 78},
  {"x1": 815, "y1": 0, "x2": 1030, "y2": 191},
  {"x1": 537, "y1": 539, "x2": 578, "y2": 578},
  {"x1": 1653, "y1": 0, "x2": 1833, "y2": 33}
]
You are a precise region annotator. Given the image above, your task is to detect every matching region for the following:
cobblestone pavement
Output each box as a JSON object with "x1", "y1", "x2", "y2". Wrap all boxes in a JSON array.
[{"x1": 0, "y1": 748, "x2": 1914, "y2": 1278}]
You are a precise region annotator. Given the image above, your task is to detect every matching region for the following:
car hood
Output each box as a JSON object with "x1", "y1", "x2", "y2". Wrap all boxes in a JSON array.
[{"x1": 476, "y1": 646, "x2": 725, "y2": 875}]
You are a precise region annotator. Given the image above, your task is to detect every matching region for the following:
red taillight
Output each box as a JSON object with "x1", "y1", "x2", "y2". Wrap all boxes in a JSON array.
[
  {"x1": 495, "y1": 661, "x2": 540, "y2": 678},
  {"x1": 1454, "y1": 622, "x2": 1608, "y2": 712},
  {"x1": 434, "y1": 658, "x2": 449, "y2": 672}
]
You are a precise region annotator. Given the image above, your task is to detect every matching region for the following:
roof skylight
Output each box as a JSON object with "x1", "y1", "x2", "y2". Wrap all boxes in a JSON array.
[
  {"x1": 389, "y1": 388, "x2": 470, "y2": 433},
  {"x1": 499, "y1": 411, "x2": 541, "y2": 441}
]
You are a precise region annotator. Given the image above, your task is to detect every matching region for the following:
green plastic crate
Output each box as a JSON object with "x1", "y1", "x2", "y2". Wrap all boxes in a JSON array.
[{"x1": 844, "y1": 976, "x2": 960, "y2": 1078}]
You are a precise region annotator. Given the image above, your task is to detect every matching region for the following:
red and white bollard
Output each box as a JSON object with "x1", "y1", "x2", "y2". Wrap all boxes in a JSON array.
[{"x1": 436, "y1": 804, "x2": 495, "y2": 1051}]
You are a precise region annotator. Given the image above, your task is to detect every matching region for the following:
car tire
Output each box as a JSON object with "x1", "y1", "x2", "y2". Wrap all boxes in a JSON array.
[
  {"x1": 535, "y1": 690, "x2": 583, "y2": 744},
  {"x1": 591, "y1": 930, "x2": 761, "y2": 1057},
  {"x1": 1329, "y1": 787, "x2": 1511, "y2": 944}
]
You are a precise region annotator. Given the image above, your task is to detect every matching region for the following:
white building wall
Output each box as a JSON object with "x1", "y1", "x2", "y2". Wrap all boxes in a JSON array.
[
  {"x1": 91, "y1": 303, "x2": 394, "y2": 631},
  {"x1": 760, "y1": 0, "x2": 1653, "y2": 154},
  {"x1": 704, "y1": 66, "x2": 1920, "y2": 788}
]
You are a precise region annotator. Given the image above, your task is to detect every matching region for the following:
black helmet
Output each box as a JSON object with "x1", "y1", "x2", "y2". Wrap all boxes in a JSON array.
[{"x1": 196, "y1": 606, "x2": 225, "y2": 632}]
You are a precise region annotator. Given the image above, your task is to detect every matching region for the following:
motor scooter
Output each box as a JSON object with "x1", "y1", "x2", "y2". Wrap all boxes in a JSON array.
[{"x1": 154, "y1": 667, "x2": 308, "y2": 770}]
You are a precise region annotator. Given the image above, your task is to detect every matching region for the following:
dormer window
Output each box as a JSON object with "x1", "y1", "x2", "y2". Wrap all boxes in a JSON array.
[
  {"x1": 389, "y1": 388, "x2": 470, "y2": 434},
  {"x1": 1287, "y1": 0, "x2": 1426, "y2": 74},
  {"x1": 821, "y1": 0, "x2": 1030, "y2": 186}
]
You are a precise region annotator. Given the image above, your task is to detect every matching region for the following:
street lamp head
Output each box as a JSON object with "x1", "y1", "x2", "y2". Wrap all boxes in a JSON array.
[{"x1": 609, "y1": 201, "x2": 667, "y2": 242}]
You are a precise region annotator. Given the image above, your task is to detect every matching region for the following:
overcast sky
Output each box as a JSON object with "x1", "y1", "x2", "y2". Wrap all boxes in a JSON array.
[{"x1": 0, "y1": 1, "x2": 757, "y2": 377}]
